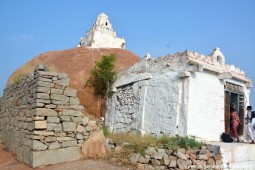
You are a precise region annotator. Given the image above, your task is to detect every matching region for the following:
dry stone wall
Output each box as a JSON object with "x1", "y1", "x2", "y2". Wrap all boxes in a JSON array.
[
  {"x1": 108, "y1": 142, "x2": 223, "y2": 170},
  {"x1": 106, "y1": 83, "x2": 140, "y2": 133},
  {"x1": 131, "y1": 146, "x2": 223, "y2": 170},
  {"x1": 0, "y1": 64, "x2": 98, "y2": 168}
]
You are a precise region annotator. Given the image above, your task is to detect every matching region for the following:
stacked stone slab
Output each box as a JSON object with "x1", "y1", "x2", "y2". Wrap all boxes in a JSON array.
[{"x1": 0, "y1": 64, "x2": 98, "y2": 168}]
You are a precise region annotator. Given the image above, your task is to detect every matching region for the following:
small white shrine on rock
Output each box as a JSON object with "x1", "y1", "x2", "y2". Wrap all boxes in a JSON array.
[
  {"x1": 77, "y1": 13, "x2": 125, "y2": 49},
  {"x1": 105, "y1": 48, "x2": 252, "y2": 141}
]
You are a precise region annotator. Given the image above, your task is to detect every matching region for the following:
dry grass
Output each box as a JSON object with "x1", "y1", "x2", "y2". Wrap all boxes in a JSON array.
[
  {"x1": 110, "y1": 133, "x2": 158, "y2": 148},
  {"x1": 108, "y1": 133, "x2": 205, "y2": 167},
  {"x1": 12, "y1": 73, "x2": 24, "y2": 84},
  {"x1": 109, "y1": 133, "x2": 158, "y2": 159}
]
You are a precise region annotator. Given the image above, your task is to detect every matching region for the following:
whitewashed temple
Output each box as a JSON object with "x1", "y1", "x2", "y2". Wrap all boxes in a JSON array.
[
  {"x1": 105, "y1": 48, "x2": 252, "y2": 141},
  {"x1": 77, "y1": 13, "x2": 125, "y2": 49}
]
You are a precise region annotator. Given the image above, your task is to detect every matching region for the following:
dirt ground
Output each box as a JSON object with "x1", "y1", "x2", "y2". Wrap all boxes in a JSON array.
[{"x1": 0, "y1": 143, "x2": 129, "y2": 170}]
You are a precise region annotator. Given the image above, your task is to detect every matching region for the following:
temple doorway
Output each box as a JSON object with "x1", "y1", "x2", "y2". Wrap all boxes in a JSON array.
[{"x1": 224, "y1": 82, "x2": 245, "y2": 135}]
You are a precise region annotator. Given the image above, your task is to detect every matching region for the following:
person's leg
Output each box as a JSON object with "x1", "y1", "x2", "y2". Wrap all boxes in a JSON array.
[
  {"x1": 247, "y1": 123, "x2": 254, "y2": 143},
  {"x1": 233, "y1": 124, "x2": 239, "y2": 142},
  {"x1": 230, "y1": 125, "x2": 234, "y2": 137},
  {"x1": 251, "y1": 119, "x2": 255, "y2": 144},
  {"x1": 230, "y1": 125, "x2": 237, "y2": 141}
]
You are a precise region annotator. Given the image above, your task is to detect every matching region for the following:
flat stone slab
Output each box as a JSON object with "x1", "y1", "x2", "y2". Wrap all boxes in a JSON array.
[
  {"x1": 207, "y1": 141, "x2": 255, "y2": 169},
  {"x1": 0, "y1": 143, "x2": 127, "y2": 170},
  {"x1": 31, "y1": 147, "x2": 81, "y2": 168}
]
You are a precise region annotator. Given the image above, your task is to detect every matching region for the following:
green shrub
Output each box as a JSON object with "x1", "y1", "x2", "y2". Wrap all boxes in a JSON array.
[
  {"x1": 102, "y1": 125, "x2": 110, "y2": 137},
  {"x1": 86, "y1": 54, "x2": 117, "y2": 116},
  {"x1": 109, "y1": 133, "x2": 204, "y2": 153},
  {"x1": 87, "y1": 54, "x2": 116, "y2": 97},
  {"x1": 159, "y1": 135, "x2": 205, "y2": 150},
  {"x1": 12, "y1": 73, "x2": 23, "y2": 84},
  {"x1": 107, "y1": 90, "x2": 115, "y2": 98}
]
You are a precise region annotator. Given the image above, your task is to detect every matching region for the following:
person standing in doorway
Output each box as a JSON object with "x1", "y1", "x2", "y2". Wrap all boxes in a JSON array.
[
  {"x1": 246, "y1": 106, "x2": 255, "y2": 144},
  {"x1": 230, "y1": 107, "x2": 241, "y2": 142}
]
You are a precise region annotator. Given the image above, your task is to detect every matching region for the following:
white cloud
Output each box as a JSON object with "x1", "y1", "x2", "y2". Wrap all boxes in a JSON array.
[
  {"x1": 20, "y1": 34, "x2": 34, "y2": 41},
  {"x1": 2, "y1": 34, "x2": 34, "y2": 41}
]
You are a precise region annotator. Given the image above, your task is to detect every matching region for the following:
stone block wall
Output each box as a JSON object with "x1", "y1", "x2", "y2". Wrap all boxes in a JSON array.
[{"x1": 0, "y1": 64, "x2": 98, "y2": 168}]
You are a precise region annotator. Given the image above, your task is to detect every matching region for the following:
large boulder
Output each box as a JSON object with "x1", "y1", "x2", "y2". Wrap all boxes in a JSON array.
[
  {"x1": 7, "y1": 47, "x2": 140, "y2": 117},
  {"x1": 81, "y1": 130, "x2": 109, "y2": 159}
]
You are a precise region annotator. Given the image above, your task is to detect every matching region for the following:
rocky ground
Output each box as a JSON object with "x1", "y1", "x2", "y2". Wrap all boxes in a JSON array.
[{"x1": 0, "y1": 143, "x2": 129, "y2": 170}]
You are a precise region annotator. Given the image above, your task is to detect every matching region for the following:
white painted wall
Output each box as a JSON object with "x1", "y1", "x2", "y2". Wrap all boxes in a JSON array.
[
  {"x1": 142, "y1": 72, "x2": 179, "y2": 136},
  {"x1": 187, "y1": 71, "x2": 225, "y2": 141},
  {"x1": 207, "y1": 142, "x2": 255, "y2": 170},
  {"x1": 90, "y1": 31, "x2": 125, "y2": 48},
  {"x1": 177, "y1": 77, "x2": 190, "y2": 136},
  {"x1": 221, "y1": 143, "x2": 255, "y2": 170}
]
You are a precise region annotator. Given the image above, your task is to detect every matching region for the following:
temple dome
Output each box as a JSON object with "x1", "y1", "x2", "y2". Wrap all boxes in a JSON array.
[
  {"x1": 98, "y1": 12, "x2": 108, "y2": 19},
  {"x1": 77, "y1": 13, "x2": 125, "y2": 49}
]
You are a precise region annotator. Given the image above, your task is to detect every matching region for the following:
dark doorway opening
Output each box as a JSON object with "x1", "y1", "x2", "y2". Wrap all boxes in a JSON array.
[{"x1": 224, "y1": 82, "x2": 245, "y2": 135}]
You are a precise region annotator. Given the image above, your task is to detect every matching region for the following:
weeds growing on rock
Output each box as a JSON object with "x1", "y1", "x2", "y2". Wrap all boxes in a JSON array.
[
  {"x1": 108, "y1": 133, "x2": 205, "y2": 167},
  {"x1": 159, "y1": 135, "x2": 205, "y2": 150},
  {"x1": 102, "y1": 125, "x2": 110, "y2": 137},
  {"x1": 12, "y1": 73, "x2": 24, "y2": 84},
  {"x1": 109, "y1": 133, "x2": 157, "y2": 160}
]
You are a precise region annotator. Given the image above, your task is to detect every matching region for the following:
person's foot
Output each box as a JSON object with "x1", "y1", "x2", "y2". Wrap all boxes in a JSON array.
[{"x1": 250, "y1": 141, "x2": 254, "y2": 144}]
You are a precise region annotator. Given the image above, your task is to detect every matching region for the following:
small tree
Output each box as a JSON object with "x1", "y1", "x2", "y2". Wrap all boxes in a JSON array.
[{"x1": 87, "y1": 54, "x2": 117, "y2": 116}]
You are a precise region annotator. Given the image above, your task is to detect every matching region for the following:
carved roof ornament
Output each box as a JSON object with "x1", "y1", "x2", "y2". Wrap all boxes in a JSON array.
[
  {"x1": 209, "y1": 47, "x2": 225, "y2": 66},
  {"x1": 144, "y1": 53, "x2": 151, "y2": 60}
]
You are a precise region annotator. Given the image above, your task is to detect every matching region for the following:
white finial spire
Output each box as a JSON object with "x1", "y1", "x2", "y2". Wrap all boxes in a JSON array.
[
  {"x1": 144, "y1": 53, "x2": 151, "y2": 60},
  {"x1": 77, "y1": 13, "x2": 125, "y2": 49}
]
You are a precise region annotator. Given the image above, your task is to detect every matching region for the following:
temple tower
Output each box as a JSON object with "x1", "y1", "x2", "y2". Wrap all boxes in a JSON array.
[{"x1": 77, "y1": 13, "x2": 125, "y2": 49}]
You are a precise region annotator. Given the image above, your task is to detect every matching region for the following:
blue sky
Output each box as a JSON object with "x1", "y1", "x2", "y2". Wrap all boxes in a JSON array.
[{"x1": 0, "y1": 0, "x2": 254, "y2": 107}]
